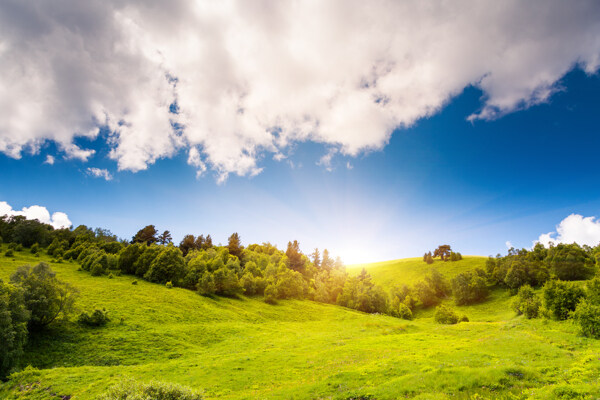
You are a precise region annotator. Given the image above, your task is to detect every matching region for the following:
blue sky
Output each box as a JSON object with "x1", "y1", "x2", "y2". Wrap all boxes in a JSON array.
[
  {"x1": 1, "y1": 1, "x2": 600, "y2": 263},
  {"x1": 2, "y1": 68, "x2": 599, "y2": 263}
]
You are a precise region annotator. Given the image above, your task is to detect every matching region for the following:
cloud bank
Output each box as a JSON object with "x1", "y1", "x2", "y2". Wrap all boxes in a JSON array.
[
  {"x1": 536, "y1": 214, "x2": 600, "y2": 248},
  {"x1": 1, "y1": 1, "x2": 599, "y2": 180},
  {"x1": 0, "y1": 201, "x2": 72, "y2": 229}
]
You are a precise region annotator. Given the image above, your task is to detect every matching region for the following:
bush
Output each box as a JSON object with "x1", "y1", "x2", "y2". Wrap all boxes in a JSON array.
[
  {"x1": 542, "y1": 280, "x2": 585, "y2": 320},
  {"x1": 264, "y1": 284, "x2": 278, "y2": 304},
  {"x1": 512, "y1": 285, "x2": 541, "y2": 319},
  {"x1": 30, "y1": 243, "x2": 39, "y2": 254},
  {"x1": 4, "y1": 249, "x2": 14, "y2": 257},
  {"x1": 166, "y1": 281, "x2": 173, "y2": 289},
  {"x1": 97, "y1": 378, "x2": 203, "y2": 400},
  {"x1": 572, "y1": 300, "x2": 600, "y2": 338},
  {"x1": 78, "y1": 308, "x2": 109, "y2": 327},
  {"x1": 132, "y1": 280, "x2": 138, "y2": 285},
  {"x1": 434, "y1": 305, "x2": 459, "y2": 324},
  {"x1": 396, "y1": 303, "x2": 413, "y2": 320},
  {"x1": 459, "y1": 315, "x2": 469, "y2": 322}
]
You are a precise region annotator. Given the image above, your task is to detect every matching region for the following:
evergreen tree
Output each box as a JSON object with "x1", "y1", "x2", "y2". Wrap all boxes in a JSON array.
[
  {"x1": 227, "y1": 233, "x2": 243, "y2": 260},
  {"x1": 311, "y1": 248, "x2": 321, "y2": 269},
  {"x1": 286, "y1": 240, "x2": 305, "y2": 273},
  {"x1": 157, "y1": 230, "x2": 172, "y2": 245},
  {"x1": 131, "y1": 225, "x2": 158, "y2": 245}
]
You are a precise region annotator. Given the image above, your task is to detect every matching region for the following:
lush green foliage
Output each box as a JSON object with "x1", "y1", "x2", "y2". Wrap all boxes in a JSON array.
[
  {"x1": 572, "y1": 300, "x2": 600, "y2": 339},
  {"x1": 9, "y1": 262, "x2": 77, "y2": 330},
  {"x1": 0, "y1": 279, "x2": 29, "y2": 378},
  {"x1": 542, "y1": 280, "x2": 585, "y2": 320},
  {"x1": 434, "y1": 305, "x2": 460, "y2": 324},
  {"x1": 511, "y1": 285, "x2": 541, "y2": 319},
  {"x1": 451, "y1": 269, "x2": 488, "y2": 305},
  {"x1": 97, "y1": 379, "x2": 203, "y2": 400},
  {"x1": 78, "y1": 308, "x2": 110, "y2": 327}
]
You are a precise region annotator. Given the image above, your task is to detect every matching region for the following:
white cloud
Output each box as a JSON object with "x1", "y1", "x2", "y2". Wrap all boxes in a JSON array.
[
  {"x1": 44, "y1": 155, "x2": 55, "y2": 165},
  {"x1": 86, "y1": 167, "x2": 113, "y2": 181},
  {"x1": 505, "y1": 241, "x2": 512, "y2": 249},
  {"x1": 536, "y1": 214, "x2": 600, "y2": 247},
  {"x1": 0, "y1": 201, "x2": 72, "y2": 229},
  {"x1": 1, "y1": 1, "x2": 599, "y2": 181}
]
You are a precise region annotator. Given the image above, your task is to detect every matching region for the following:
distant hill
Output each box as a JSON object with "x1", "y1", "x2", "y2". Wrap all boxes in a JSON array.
[{"x1": 348, "y1": 256, "x2": 488, "y2": 288}]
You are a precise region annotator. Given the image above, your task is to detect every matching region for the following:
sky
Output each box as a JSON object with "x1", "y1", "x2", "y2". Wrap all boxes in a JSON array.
[{"x1": 1, "y1": 1, "x2": 600, "y2": 264}]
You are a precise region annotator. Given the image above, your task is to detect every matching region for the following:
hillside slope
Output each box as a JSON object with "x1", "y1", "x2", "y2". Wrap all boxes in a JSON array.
[
  {"x1": 1, "y1": 248, "x2": 599, "y2": 400},
  {"x1": 348, "y1": 256, "x2": 487, "y2": 288}
]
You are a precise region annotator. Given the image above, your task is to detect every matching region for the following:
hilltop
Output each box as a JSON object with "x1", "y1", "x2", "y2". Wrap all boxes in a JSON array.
[
  {"x1": 1, "y1": 246, "x2": 599, "y2": 399},
  {"x1": 348, "y1": 256, "x2": 487, "y2": 288}
]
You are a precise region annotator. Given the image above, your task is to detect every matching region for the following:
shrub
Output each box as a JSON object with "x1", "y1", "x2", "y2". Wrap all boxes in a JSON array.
[
  {"x1": 4, "y1": 249, "x2": 14, "y2": 257},
  {"x1": 459, "y1": 315, "x2": 469, "y2": 322},
  {"x1": 108, "y1": 273, "x2": 115, "y2": 279},
  {"x1": 197, "y1": 273, "x2": 216, "y2": 296},
  {"x1": 78, "y1": 308, "x2": 109, "y2": 327},
  {"x1": 264, "y1": 284, "x2": 278, "y2": 304},
  {"x1": 166, "y1": 281, "x2": 173, "y2": 289},
  {"x1": 97, "y1": 378, "x2": 203, "y2": 400},
  {"x1": 572, "y1": 300, "x2": 600, "y2": 338},
  {"x1": 434, "y1": 305, "x2": 459, "y2": 324},
  {"x1": 512, "y1": 285, "x2": 541, "y2": 319},
  {"x1": 396, "y1": 303, "x2": 413, "y2": 320},
  {"x1": 30, "y1": 243, "x2": 39, "y2": 254},
  {"x1": 542, "y1": 280, "x2": 585, "y2": 320},
  {"x1": 15, "y1": 244, "x2": 23, "y2": 251}
]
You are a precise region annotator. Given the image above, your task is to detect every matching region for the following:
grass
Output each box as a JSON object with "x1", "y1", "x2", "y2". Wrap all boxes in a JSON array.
[
  {"x1": 1, "y1": 246, "x2": 599, "y2": 399},
  {"x1": 348, "y1": 256, "x2": 488, "y2": 288}
]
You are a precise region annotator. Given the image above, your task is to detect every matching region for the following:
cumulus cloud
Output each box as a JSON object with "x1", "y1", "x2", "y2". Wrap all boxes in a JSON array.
[
  {"x1": 0, "y1": 201, "x2": 72, "y2": 229},
  {"x1": 536, "y1": 214, "x2": 600, "y2": 247},
  {"x1": 44, "y1": 155, "x2": 55, "y2": 165},
  {"x1": 1, "y1": 1, "x2": 599, "y2": 181},
  {"x1": 86, "y1": 167, "x2": 113, "y2": 181}
]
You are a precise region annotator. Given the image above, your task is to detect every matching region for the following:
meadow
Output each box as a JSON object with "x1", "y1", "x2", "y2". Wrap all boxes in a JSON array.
[{"x1": 1, "y1": 246, "x2": 599, "y2": 400}]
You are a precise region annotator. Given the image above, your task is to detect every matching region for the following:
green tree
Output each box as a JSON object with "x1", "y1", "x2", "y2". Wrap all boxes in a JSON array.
[
  {"x1": 452, "y1": 271, "x2": 488, "y2": 305},
  {"x1": 542, "y1": 279, "x2": 585, "y2": 320},
  {"x1": 179, "y1": 234, "x2": 196, "y2": 256},
  {"x1": 10, "y1": 262, "x2": 78, "y2": 330},
  {"x1": 157, "y1": 230, "x2": 172, "y2": 245},
  {"x1": 286, "y1": 240, "x2": 305, "y2": 273},
  {"x1": 227, "y1": 233, "x2": 243, "y2": 261},
  {"x1": 131, "y1": 225, "x2": 158, "y2": 245},
  {"x1": 546, "y1": 243, "x2": 595, "y2": 281},
  {"x1": 202, "y1": 234, "x2": 213, "y2": 250},
  {"x1": 433, "y1": 245, "x2": 452, "y2": 261},
  {"x1": 144, "y1": 246, "x2": 186, "y2": 284},
  {"x1": 0, "y1": 280, "x2": 30, "y2": 378},
  {"x1": 117, "y1": 243, "x2": 146, "y2": 275},
  {"x1": 311, "y1": 248, "x2": 321, "y2": 269},
  {"x1": 512, "y1": 285, "x2": 541, "y2": 318}
]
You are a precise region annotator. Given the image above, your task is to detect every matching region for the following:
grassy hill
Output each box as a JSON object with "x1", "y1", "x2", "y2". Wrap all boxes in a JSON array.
[
  {"x1": 1, "y1": 247, "x2": 599, "y2": 399},
  {"x1": 348, "y1": 256, "x2": 488, "y2": 288}
]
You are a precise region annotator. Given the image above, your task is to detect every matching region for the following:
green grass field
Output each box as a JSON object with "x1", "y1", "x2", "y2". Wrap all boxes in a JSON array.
[
  {"x1": 1, "y1": 247, "x2": 599, "y2": 399},
  {"x1": 347, "y1": 256, "x2": 488, "y2": 288}
]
